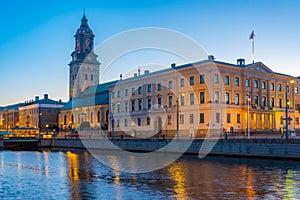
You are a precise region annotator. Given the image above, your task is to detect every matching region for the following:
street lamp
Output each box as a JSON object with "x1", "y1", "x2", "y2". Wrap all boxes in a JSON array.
[
  {"x1": 247, "y1": 98, "x2": 251, "y2": 139},
  {"x1": 285, "y1": 80, "x2": 294, "y2": 140},
  {"x1": 176, "y1": 98, "x2": 179, "y2": 139}
]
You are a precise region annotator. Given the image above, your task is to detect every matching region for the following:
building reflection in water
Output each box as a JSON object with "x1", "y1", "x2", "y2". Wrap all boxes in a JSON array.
[
  {"x1": 168, "y1": 162, "x2": 188, "y2": 199},
  {"x1": 66, "y1": 151, "x2": 81, "y2": 199},
  {"x1": 285, "y1": 169, "x2": 298, "y2": 199}
]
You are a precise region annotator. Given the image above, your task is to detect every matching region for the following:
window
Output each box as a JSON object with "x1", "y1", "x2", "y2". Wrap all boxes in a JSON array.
[
  {"x1": 132, "y1": 88, "x2": 136, "y2": 95},
  {"x1": 200, "y1": 75, "x2": 205, "y2": 84},
  {"x1": 254, "y1": 95, "x2": 259, "y2": 106},
  {"x1": 158, "y1": 97, "x2": 162, "y2": 107},
  {"x1": 168, "y1": 96, "x2": 173, "y2": 107},
  {"x1": 180, "y1": 115, "x2": 184, "y2": 124},
  {"x1": 235, "y1": 77, "x2": 239, "y2": 86},
  {"x1": 270, "y1": 83, "x2": 275, "y2": 91},
  {"x1": 131, "y1": 101, "x2": 135, "y2": 111},
  {"x1": 147, "y1": 117, "x2": 151, "y2": 125},
  {"x1": 91, "y1": 74, "x2": 93, "y2": 81},
  {"x1": 226, "y1": 113, "x2": 231, "y2": 123},
  {"x1": 168, "y1": 81, "x2": 173, "y2": 89},
  {"x1": 138, "y1": 86, "x2": 142, "y2": 94},
  {"x1": 225, "y1": 93, "x2": 230, "y2": 104},
  {"x1": 117, "y1": 103, "x2": 120, "y2": 112},
  {"x1": 112, "y1": 92, "x2": 115, "y2": 99},
  {"x1": 235, "y1": 94, "x2": 239, "y2": 105},
  {"x1": 124, "y1": 119, "x2": 128, "y2": 127},
  {"x1": 295, "y1": 87, "x2": 298, "y2": 94},
  {"x1": 117, "y1": 91, "x2": 120, "y2": 98},
  {"x1": 111, "y1": 102, "x2": 115, "y2": 111},
  {"x1": 280, "y1": 116, "x2": 284, "y2": 125},
  {"x1": 147, "y1": 85, "x2": 152, "y2": 93},
  {"x1": 190, "y1": 93, "x2": 195, "y2": 105},
  {"x1": 286, "y1": 85, "x2": 289, "y2": 93},
  {"x1": 85, "y1": 74, "x2": 88, "y2": 80},
  {"x1": 278, "y1": 84, "x2": 282, "y2": 91},
  {"x1": 189, "y1": 114, "x2": 194, "y2": 124},
  {"x1": 131, "y1": 118, "x2": 135, "y2": 126},
  {"x1": 262, "y1": 81, "x2": 266, "y2": 89},
  {"x1": 245, "y1": 79, "x2": 250, "y2": 87},
  {"x1": 138, "y1": 99, "x2": 142, "y2": 110},
  {"x1": 168, "y1": 115, "x2": 172, "y2": 125},
  {"x1": 225, "y1": 76, "x2": 229, "y2": 85},
  {"x1": 158, "y1": 83, "x2": 162, "y2": 91},
  {"x1": 116, "y1": 119, "x2": 120, "y2": 127},
  {"x1": 246, "y1": 94, "x2": 251, "y2": 105},
  {"x1": 180, "y1": 94, "x2": 185, "y2": 106},
  {"x1": 296, "y1": 117, "x2": 299, "y2": 125},
  {"x1": 214, "y1": 74, "x2": 219, "y2": 83},
  {"x1": 279, "y1": 98, "x2": 282, "y2": 108},
  {"x1": 147, "y1": 99, "x2": 152, "y2": 109},
  {"x1": 138, "y1": 118, "x2": 141, "y2": 126},
  {"x1": 216, "y1": 113, "x2": 220, "y2": 123},
  {"x1": 262, "y1": 96, "x2": 267, "y2": 107},
  {"x1": 200, "y1": 92, "x2": 205, "y2": 104},
  {"x1": 199, "y1": 113, "x2": 204, "y2": 123},
  {"x1": 180, "y1": 78, "x2": 184, "y2": 87},
  {"x1": 271, "y1": 97, "x2": 275, "y2": 107},
  {"x1": 125, "y1": 89, "x2": 128, "y2": 96},
  {"x1": 254, "y1": 80, "x2": 258, "y2": 88},
  {"x1": 125, "y1": 102, "x2": 129, "y2": 112},
  {"x1": 214, "y1": 91, "x2": 219, "y2": 103},
  {"x1": 190, "y1": 76, "x2": 194, "y2": 85},
  {"x1": 237, "y1": 114, "x2": 241, "y2": 123}
]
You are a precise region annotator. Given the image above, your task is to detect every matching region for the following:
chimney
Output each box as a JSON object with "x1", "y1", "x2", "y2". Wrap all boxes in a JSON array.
[
  {"x1": 144, "y1": 70, "x2": 150, "y2": 75},
  {"x1": 208, "y1": 55, "x2": 215, "y2": 61},
  {"x1": 171, "y1": 63, "x2": 176, "y2": 68},
  {"x1": 237, "y1": 58, "x2": 245, "y2": 66},
  {"x1": 44, "y1": 94, "x2": 48, "y2": 99},
  {"x1": 35, "y1": 96, "x2": 39, "y2": 101},
  {"x1": 138, "y1": 68, "x2": 141, "y2": 76},
  {"x1": 134, "y1": 73, "x2": 137, "y2": 77},
  {"x1": 59, "y1": 99, "x2": 62, "y2": 103},
  {"x1": 120, "y1": 74, "x2": 123, "y2": 80}
]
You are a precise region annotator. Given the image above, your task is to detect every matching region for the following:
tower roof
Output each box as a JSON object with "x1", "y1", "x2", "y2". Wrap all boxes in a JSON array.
[{"x1": 81, "y1": 12, "x2": 88, "y2": 27}]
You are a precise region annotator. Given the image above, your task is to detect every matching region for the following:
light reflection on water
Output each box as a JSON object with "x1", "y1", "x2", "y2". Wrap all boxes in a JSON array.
[{"x1": 0, "y1": 150, "x2": 299, "y2": 200}]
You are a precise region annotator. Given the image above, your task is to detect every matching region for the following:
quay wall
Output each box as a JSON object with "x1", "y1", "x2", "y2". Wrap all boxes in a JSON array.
[{"x1": 40, "y1": 138, "x2": 300, "y2": 159}]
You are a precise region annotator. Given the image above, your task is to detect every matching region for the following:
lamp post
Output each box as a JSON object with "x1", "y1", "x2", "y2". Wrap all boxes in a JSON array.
[
  {"x1": 285, "y1": 80, "x2": 295, "y2": 140},
  {"x1": 247, "y1": 98, "x2": 251, "y2": 139},
  {"x1": 176, "y1": 98, "x2": 179, "y2": 140}
]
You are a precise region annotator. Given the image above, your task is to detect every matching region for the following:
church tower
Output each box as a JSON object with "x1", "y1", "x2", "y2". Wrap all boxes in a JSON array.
[{"x1": 69, "y1": 12, "x2": 100, "y2": 99}]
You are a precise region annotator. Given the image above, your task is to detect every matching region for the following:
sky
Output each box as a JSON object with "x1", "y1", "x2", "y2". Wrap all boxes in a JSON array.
[{"x1": 1, "y1": 0, "x2": 300, "y2": 106}]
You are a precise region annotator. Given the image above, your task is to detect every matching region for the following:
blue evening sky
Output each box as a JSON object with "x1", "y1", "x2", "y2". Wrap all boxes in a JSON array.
[{"x1": 1, "y1": 0, "x2": 300, "y2": 106}]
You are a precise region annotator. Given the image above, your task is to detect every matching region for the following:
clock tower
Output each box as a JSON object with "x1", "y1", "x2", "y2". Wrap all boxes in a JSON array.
[{"x1": 69, "y1": 12, "x2": 100, "y2": 99}]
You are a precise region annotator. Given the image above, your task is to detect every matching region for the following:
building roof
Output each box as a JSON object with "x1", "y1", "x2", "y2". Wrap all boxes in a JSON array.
[
  {"x1": 61, "y1": 81, "x2": 116, "y2": 110},
  {"x1": 61, "y1": 93, "x2": 109, "y2": 110},
  {"x1": 3, "y1": 103, "x2": 25, "y2": 111}
]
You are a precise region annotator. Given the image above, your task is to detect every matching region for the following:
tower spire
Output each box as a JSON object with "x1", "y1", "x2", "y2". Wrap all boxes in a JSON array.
[{"x1": 81, "y1": 9, "x2": 88, "y2": 26}]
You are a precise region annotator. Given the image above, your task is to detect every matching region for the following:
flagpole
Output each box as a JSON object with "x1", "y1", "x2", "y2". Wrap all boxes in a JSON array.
[{"x1": 252, "y1": 35, "x2": 254, "y2": 63}]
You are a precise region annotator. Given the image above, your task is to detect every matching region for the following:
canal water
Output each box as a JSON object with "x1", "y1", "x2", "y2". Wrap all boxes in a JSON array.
[{"x1": 0, "y1": 150, "x2": 299, "y2": 200}]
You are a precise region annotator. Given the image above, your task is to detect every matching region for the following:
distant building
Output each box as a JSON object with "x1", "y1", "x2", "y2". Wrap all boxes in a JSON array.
[
  {"x1": 0, "y1": 103, "x2": 24, "y2": 130},
  {"x1": 18, "y1": 94, "x2": 65, "y2": 132}
]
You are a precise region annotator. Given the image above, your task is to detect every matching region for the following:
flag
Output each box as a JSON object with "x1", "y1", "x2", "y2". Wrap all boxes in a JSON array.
[{"x1": 249, "y1": 30, "x2": 254, "y2": 40}]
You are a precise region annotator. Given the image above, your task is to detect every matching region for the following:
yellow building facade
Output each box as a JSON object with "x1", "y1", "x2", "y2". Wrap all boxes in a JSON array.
[{"x1": 108, "y1": 57, "x2": 300, "y2": 138}]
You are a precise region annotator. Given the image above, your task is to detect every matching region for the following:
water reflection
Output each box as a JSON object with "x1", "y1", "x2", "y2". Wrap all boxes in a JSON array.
[{"x1": 0, "y1": 150, "x2": 299, "y2": 199}]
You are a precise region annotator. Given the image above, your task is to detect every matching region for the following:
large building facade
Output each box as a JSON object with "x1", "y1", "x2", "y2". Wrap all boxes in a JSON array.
[{"x1": 108, "y1": 58, "x2": 300, "y2": 138}]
